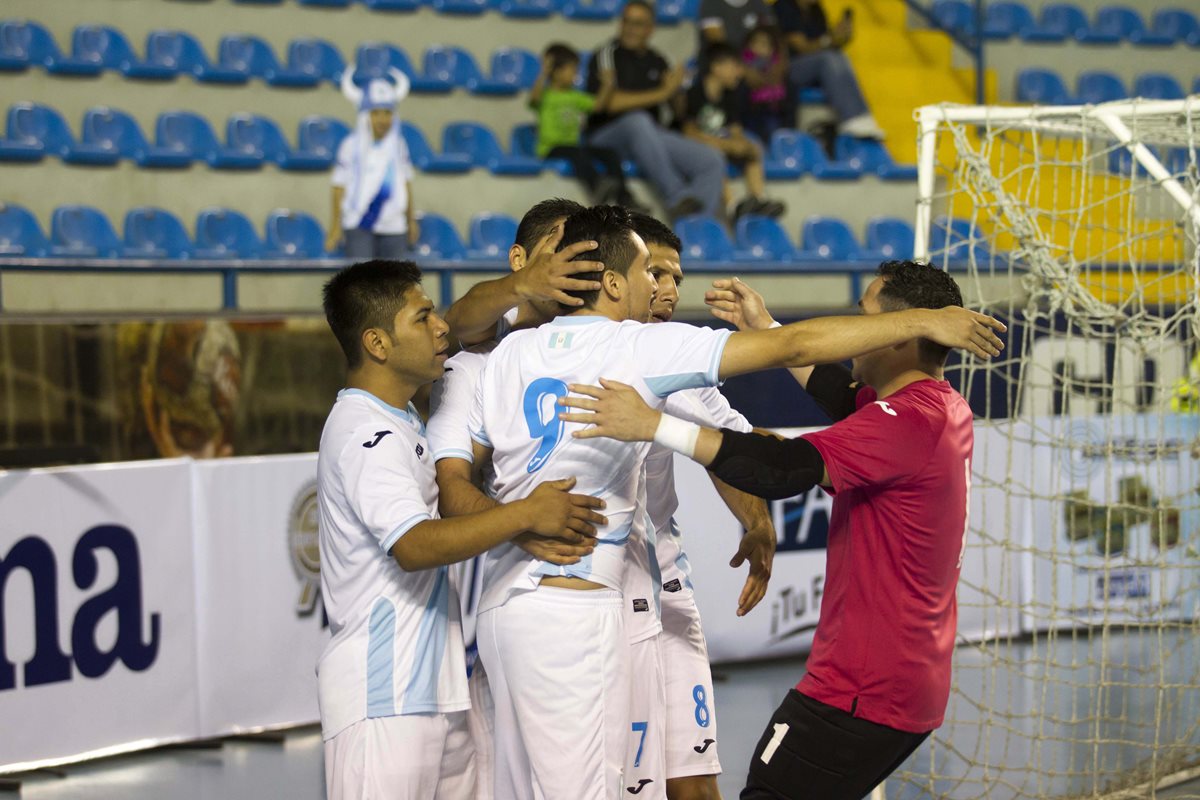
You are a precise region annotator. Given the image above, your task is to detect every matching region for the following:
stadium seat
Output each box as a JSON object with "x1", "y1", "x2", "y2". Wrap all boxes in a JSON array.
[
  {"x1": 766, "y1": 131, "x2": 860, "y2": 180},
  {"x1": 234, "y1": 0, "x2": 285, "y2": 4},
  {"x1": 286, "y1": 38, "x2": 345, "y2": 84},
  {"x1": 1, "y1": 103, "x2": 120, "y2": 165},
  {"x1": 735, "y1": 215, "x2": 798, "y2": 262},
  {"x1": 931, "y1": 1, "x2": 976, "y2": 37},
  {"x1": 80, "y1": 107, "x2": 192, "y2": 168},
  {"x1": 145, "y1": 31, "x2": 247, "y2": 84},
  {"x1": 799, "y1": 216, "x2": 863, "y2": 261},
  {"x1": 561, "y1": 0, "x2": 623, "y2": 21},
  {"x1": 296, "y1": 115, "x2": 350, "y2": 167},
  {"x1": 354, "y1": 43, "x2": 446, "y2": 93},
  {"x1": 423, "y1": 46, "x2": 484, "y2": 92},
  {"x1": 443, "y1": 122, "x2": 542, "y2": 175},
  {"x1": 1195, "y1": 77, "x2": 1200, "y2": 96},
  {"x1": 414, "y1": 212, "x2": 467, "y2": 260},
  {"x1": 510, "y1": 123, "x2": 572, "y2": 175},
  {"x1": 73, "y1": 25, "x2": 178, "y2": 80},
  {"x1": 1023, "y1": 3, "x2": 1090, "y2": 42},
  {"x1": 1015, "y1": 68, "x2": 1073, "y2": 105},
  {"x1": 482, "y1": 48, "x2": 540, "y2": 94},
  {"x1": 834, "y1": 137, "x2": 918, "y2": 181},
  {"x1": 1107, "y1": 145, "x2": 1149, "y2": 177},
  {"x1": 400, "y1": 121, "x2": 473, "y2": 173},
  {"x1": 218, "y1": 35, "x2": 316, "y2": 87},
  {"x1": 494, "y1": 0, "x2": 560, "y2": 20},
  {"x1": 0, "y1": 103, "x2": 49, "y2": 161},
  {"x1": 984, "y1": 2, "x2": 1037, "y2": 40},
  {"x1": 227, "y1": 114, "x2": 330, "y2": 170},
  {"x1": 156, "y1": 111, "x2": 263, "y2": 169},
  {"x1": 1149, "y1": 9, "x2": 1200, "y2": 46},
  {"x1": 862, "y1": 217, "x2": 915, "y2": 261},
  {"x1": 0, "y1": 203, "x2": 49, "y2": 256},
  {"x1": 467, "y1": 212, "x2": 519, "y2": 259},
  {"x1": 0, "y1": 20, "x2": 60, "y2": 71},
  {"x1": 1076, "y1": 71, "x2": 1127, "y2": 104},
  {"x1": 38, "y1": 25, "x2": 108, "y2": 76},
  {"x1": 431, "y1": 0, "x2": 489, "y2": 15},
  {"x1": 1092, "y1": 6, "x2": 1173, "y2": 46},
  {"x1": 929, "y1": 216, "x2": 989, "y2": 263},
  {"x1": 363, "y1": 0, "x2": 423, "y2": 10},
  {"x1": 122, "y1": 207, "x2": 192, "y2": 259},
  {"x1": 50, "y1": 205, "x2": 121, "y2": 258},
  {"x1": 297, "y1": 0, "x2": 352, "y2": 7},
  {"x1": 1163, "y1": 148, "x2": 1194, "y2": 177},
  {"x1": 675, "y1": 215, "x2": 735, "y2": 262},
  {"x1": 1056, "y1": 3, "x2": 1122, "y2": 44},
  {"x1": 264, "y1": 210, "x2": 326, "y2": 258},
  {"x1": 1133, "y1": 73, "x2": 1186, "y2": 100},
  {"x1": 194, "y1": 209, "x2": 263, "y2": 259}
]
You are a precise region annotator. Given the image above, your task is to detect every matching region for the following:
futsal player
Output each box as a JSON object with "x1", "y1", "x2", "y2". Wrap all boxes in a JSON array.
[
  {"x1": 315, "y1": 260, "x2": 606, "y2": 799},
  {"x1": 557, "y1": 262, "x2": 990, "y2": 799},
  {"x1": 468, "y1": 207, "x2": 1004, "y2": 799}
]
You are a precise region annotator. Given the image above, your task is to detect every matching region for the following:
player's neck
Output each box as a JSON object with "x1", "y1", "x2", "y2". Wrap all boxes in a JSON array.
[
  {"x1": 873, "y1": 366, "x2": 942, "y2": 398},
  {"x1": 345, "y1": 366, "x2": 420, "y2": 412},
  {"x1": 564, "y1": 301, "x2": 624, "y2": 322}
]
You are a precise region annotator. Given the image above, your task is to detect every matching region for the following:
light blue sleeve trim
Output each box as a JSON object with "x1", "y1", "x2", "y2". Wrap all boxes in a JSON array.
[
  {"x1": 645, "y1": 372, "x2": 709, "y2": 398},
  {"x1": 469, "y1": 429, "x2": 492, "y2": 448},
  {"x1": 706, "y1": 327, "x2": 733, "y2": 387},
  {"x1": 433, "y1": 448, "x2": 474, "y2": 464},
  {"x1": 381, "y1": 513, "x2": 432, "y2": 553}
]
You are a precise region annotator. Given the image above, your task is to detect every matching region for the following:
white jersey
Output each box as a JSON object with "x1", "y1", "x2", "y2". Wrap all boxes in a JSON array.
[
  {"x1": 332, "y1": 129, "x2": 415, "y2": 235},
  {"x1": 652, "y1": 387, "x2": 753, "y2": 591},
  {"x1": 468, "y1": 315, "x2": 732, "y2": 613},
  {"x1": 316, "y1": 389, "x2": 469, "y2": 740}
]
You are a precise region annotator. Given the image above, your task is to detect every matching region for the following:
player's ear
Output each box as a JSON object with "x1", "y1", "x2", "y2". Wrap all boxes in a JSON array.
[
  {"x1": 601, "y1": 269, "x2": 622, "y2": 301},
  {"x1": 361, "y1": 327, "x2": 389, "y2": 363},
  {"x1": 508, "y1": 244, "x2": 526, "y2": 272}
]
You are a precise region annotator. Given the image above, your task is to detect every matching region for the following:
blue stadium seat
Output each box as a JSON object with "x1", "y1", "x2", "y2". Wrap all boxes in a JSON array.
[
  {"x1": 0, "y1": 103, "x2": 49, "y2": 161},
  {"x1": 41, "y1": 25, "x2": 108, "y2": 76},
  {"x1": 400, "y1": 121, "x2": 473, "y2": 173},
  {"x1": 443, "y1": 122, "x2": 542, "y2": 175},
  {"x1": 1163, "y1": 148, "x2": 1194, "y2": 177},
  {"x1": 414, "y1": 212, "x2": 467, "y2": 260},
  {"x1": 932, "y1": 1, "x2": 976, "y2": 36},
  {"x1": 862, "y1": 217, "x2": 915, "y2": 261},
  {"x1": 50, "y1": 205, "x2": 121, "y2": 258},
  {"x1": 1107, "y1": 145, "x2": 1150, "y2": 177},
  {"x1": 1195, "y1": 77, "x2": 1200, "y2": 96},
  {"x1": 494, "y1": 0, "x2": 559, "y2": 19},
  {"x1": 431, "y1": 0, "x2": 489, "y2": 15},
  {"x1": 1133, "y1": 73, "x2": 1185, "y2": 100},
  {"x1": 1093, "y1": 6, "x2": 1173, "y2": 46},
  {"x1": 482, "y1": 48, "x2": 540, "y2": 94},
  {"x1": 264, "y1": 210, "x2": 326, "y2": 258},
  {"x1": 467, "y1": 212, "x2": 519, "y2": 259},
  {"x1": 194, "y1": 208, "x2": 263, "y2": 259},
  {"x1": 561, "y1": 0, "x2": 623, "y2": 21},
  {"x1": 735, "y1": 215, "x2": 798, "y2": 261},
  {"x1": 354, "y1": 43, "x2": 446, "y2": 93},
  {"x1": 219, "y1": 35, "x2": 317, "y2": 86},
  {"x1": 80, "y1": 107, "x2": 192, "y2": 168},
  {"x1": 422, "y1": 46, "x2": 480, "y2": 92},
  {"x1": 0, "y1": 20, "x2": 60, "y2": 71},
  {"x1": 1057, "y1": 3, "x2": 1122, "y2": 44},
  {"x1": 73, "y1": 26, "x2": 178, "y2": 80},
  {"x1": 1, "y1": 103, "x2": 120, "y2": 165},
  {"x1": 122, "y1": 207, "x2": 192, "y2": 259},
  {"x1": 675, "y1": 215, "x2": 735, "y2": 262},
  {"x1": 145, "y1": 31, "x2": 247, "y2": 83},
  {"x1": 799, "y1": 216, "x2": 864, "y2": 261},
  {"x1": 929, "y1": 216, "x2": 989, "y2": 263},
  {"x1": 234, "y1": 0, "x2": 285, "y2": 4},
  {"x1": 1076, "y1": 70, "x2": 1127, "y2": 104},
  {"x1": 510, "y1": 122, "x2": 572, "y2": 175},
  {"x1": 156, "y1": 111, "x2": 263, "y2": 169},
  {"x1": 1016, "y1": 68, "x2": 1073, "y2": 104},
  {"x1": 297, "y1": 0, "x2": 352, "y2": 7},
  {"x1": 656, "y1": 0, "x2": 698, "y2": 25},
  {"x1": 363, "y1": 0, "x2": 423, "y2": 10},
  {"x1": 1149, "y1": 9, "x2": 1200, "y2": 46},
  {"x1": 296, "y1": 115, "x2": 350, "y2": 167},
  {"x1": 984, "y1": 2, "x2": 1037, "y2": 40},
  {"x1": 227, "y1": 114, "x2": 330, "y2": 170},
  {"x1": 1024, "y1": 3, "x2": 1092, "y2": 42},
  {"x1": 286, "y1": 38, "x2": 345, "y2": 84},
  {"x1": 0, "y1": 203, "x2": 49, "y2": 256},
  {"x1": 765, "y1": 131, "x2": 860, "y2": 180},
  {"x1": 834, "y1": 137, "x2": 918, "y2": 181}
]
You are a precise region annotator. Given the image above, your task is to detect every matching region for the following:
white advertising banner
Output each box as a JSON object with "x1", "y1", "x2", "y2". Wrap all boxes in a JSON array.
[
  {"x1": 192, "y1": 454, "x2": 327, "y2": 736},
  {"x1": 0, "y1": 460, "x2": 200, "y2": 770}
]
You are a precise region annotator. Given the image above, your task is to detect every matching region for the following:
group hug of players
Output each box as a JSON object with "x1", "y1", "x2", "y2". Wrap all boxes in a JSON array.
[{"x1": 315, "y1": 198, "x2": 1006, "y2": 800}]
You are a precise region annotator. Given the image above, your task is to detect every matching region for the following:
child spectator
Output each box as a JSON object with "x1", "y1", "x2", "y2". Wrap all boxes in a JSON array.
[
  {"x1": 681, "y1": 42, "x2": 786, "y2": 221},
  {"x1": 530, "y1": 43, "x2": 637, "y2": 208},
  {"x1": 741, "y1": 25, "x2": 793, "y2": 143}
]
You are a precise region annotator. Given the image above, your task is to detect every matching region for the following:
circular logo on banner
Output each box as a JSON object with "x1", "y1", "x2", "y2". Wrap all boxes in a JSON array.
[
  {"x1": 1062, "y1": 420, "x2": 1105, "y2": 480},
  {"x1": 288, "y1": 480, "x2": 321, "y2": 616}
]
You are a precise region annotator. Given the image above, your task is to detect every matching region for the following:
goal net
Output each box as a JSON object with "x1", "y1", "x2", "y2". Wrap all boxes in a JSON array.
[{"x1": 893, "y1": 99, "x2": 1200, "y2": 799}]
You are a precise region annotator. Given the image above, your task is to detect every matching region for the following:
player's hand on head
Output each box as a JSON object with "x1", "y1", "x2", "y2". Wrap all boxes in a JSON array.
[
  {"x1": 558, "y1": 379, "x2": 660, "y2": 443},
  {"x1": 514, "y1": 530, "x2": 595, "y2": 565},
  {"x1": 525, "y1": 476, "x2": 608, "y2": 541},
  {"x1": 730, "y1": 526, "x2": 775, "y2": 617},
  {"x1": 705, "y1": 277, "x2": 776, "y2": 331},
  {"x1": 924, "y1": 306, "x2": 1007, "y2": 359},
  {"x1": 515, "y1": 223, "x2": 605, "y2": 307}
]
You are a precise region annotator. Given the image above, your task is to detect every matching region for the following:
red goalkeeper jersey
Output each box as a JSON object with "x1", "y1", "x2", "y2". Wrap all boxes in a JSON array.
[{"x1": 798, "y1": 378, "x2": 973, "y2": 734}]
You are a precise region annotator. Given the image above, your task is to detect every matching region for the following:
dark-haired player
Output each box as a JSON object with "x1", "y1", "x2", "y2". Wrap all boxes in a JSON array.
[
  {"x1": 315, "y1": 259, "x2": 606, "y2": 799},
  {"x1": 558, "y1": 262, "x2": 988, "y2": 799}
]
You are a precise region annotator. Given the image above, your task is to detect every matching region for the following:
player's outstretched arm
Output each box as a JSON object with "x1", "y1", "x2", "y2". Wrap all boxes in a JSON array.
[{"x1": 391, "y1": 477, "x2": 606, "y2": 572}]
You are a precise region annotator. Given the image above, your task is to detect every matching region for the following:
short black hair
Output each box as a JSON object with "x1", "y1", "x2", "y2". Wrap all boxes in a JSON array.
[
  {"x1": 322, "y1": 260, "x2": 423, "y2": 369},
  {"x1": 629, "y1": 211, "x2": 681, "y2": 253},
  {"x1": 702, "y1": 42, "x2": 739, "y2": 71},
  {"x1": 514, "y1": 198, "x2": 586, "y2": 254},
  {"x1": 622, "y1": 0, "x2": 655, "y2": 17},
  {"x1": 557, "y1": 205, "x2": 641, "y2": 310},
  {"x1": 874, "y1": 260, "x2": 965, "y2": 365},
  {"x1": 544, "y1": 42, "x2": 579, "y2": 71}
]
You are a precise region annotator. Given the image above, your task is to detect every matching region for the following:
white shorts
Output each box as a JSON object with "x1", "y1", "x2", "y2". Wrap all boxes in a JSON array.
[
  {"x1": 466, "y1": 662, "x2": 495, "y2": 800},
  {"x1": 660, "y1": 589, "x2": 721, "y2": 779},
  {"x1": 477, "y1": 586, "x2": 629, "y2": 800},
  {"x1": 323, "y1": 711, "x2": 475, "y2": 800},
  {"x1": 625, "y1": 634, "x2": 668, "y2": 798}
]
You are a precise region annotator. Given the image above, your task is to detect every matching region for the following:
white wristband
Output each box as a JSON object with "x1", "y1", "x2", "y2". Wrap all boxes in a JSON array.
[{"x1": 653, "y1": 415, "x2": 701, "y2": 459}]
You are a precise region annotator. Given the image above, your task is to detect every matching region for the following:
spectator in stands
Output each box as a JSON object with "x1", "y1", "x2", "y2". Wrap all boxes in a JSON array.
[
  {"x1": 774, "y1": 0, "x2": 886, "y2": 140},
  {"x1": 530, "y1": 43, "x2": 639, "y2": 209},
  {"x1": 586, "y1": 0, "x2": 726, "y2": 220},
  {"x1": 741, "y1": 25, "x2": 793, "y2": 142},
  {"x1": 327, "y1": 70, "x2": 419, "y2": 258},
  {"x1": 680, "y1": 43, "x2": 785, "y2": 221},
  {"x1": 697, "y1": 0, "x2": 774, "y2": 70}
]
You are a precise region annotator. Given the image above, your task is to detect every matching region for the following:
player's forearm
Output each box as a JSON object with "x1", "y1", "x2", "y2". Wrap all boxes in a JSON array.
[
  {"x1": 329, "y1": 187, "x2": 344, "y2": 233},
  {"x1": 710, "y1": 473, "x2": 773, "y2": 534},
  {"x1": 391, "y1": 500, "x2": 532, "y2": 571},
  {"x1": 443, "y1": 273, "x2": 522, "y2": 348},
  {"x1": 436, "y1": 471, "x2": 499, "y2": 518}
]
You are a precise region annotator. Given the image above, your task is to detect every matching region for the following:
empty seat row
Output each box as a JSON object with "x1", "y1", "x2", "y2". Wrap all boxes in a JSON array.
[
  {"x1": 0, "y1": 103, "x2": 919, "y2": 181},
  {"x1": 232, "y1": 0, "x2": 698, "y2": 24},
  {"x1": 933, "y1": 2, "x2": 1200, "y2": 47},
  {"x1": 1016, "y1": 69, "x2": 1200, "y2": 105}
]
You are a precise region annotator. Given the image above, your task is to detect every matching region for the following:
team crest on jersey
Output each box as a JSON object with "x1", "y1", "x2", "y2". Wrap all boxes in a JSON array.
[
  {"x1": 288, "y1": 479, "x2": 322, "y2": 616},
  {"x1": 548, "y1": 331, "x2": 574, "y2": 349}
]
